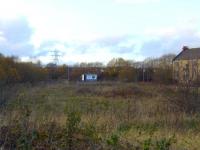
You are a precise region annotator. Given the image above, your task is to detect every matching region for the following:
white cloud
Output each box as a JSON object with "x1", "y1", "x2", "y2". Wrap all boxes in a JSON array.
[
  {"x1": 0, "y1": 0, "x2": 200, "y2": 64},
  {"x1": 115, "y1": 0, "x2": 160, "y2": 4},
  {"x1": 0, "y1": 31, "x2": 6, "y2": 42},
  {"x1": 144, "y1": 18, "x2": 200, "y2": 39},
  {"x1": 0, "y1": 0, "x2": 25, "y2": 19},
  {"x1": 140, "y1": 24, "x2": 200, "y2": 58},
  {"x1": 0, "y1": 17, "x2": 35, "y2": 56}
]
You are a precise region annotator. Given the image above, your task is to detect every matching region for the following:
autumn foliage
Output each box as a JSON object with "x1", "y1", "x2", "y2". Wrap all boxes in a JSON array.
[
  {"x1": 0, "y1": 54, "x2": 47, "y2": 85},
  {"x1": 0, "y1": 53, "x2": 175, "y2": 85}
]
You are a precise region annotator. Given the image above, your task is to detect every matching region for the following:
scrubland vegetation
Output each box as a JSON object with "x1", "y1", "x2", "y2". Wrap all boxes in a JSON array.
[
  {"x1": 1, "y1": 82, "x2": 200, "y2": 150},
  {"x1": 1, "y1": 53, "x2": 200, "y2": 149},
  {"x1": 0, "y1": 53, "x2": 175, "y2": 85}
]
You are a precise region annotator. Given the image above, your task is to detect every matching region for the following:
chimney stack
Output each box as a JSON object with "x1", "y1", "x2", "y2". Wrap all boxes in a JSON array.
[{"x1": 182, "y1": 46, "x2": 189, "y2": 51}]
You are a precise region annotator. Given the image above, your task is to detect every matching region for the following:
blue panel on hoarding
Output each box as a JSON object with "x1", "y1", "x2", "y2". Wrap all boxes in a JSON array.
[{"x1": 85, "y1": 74, "x2": 97, "y2": 81}]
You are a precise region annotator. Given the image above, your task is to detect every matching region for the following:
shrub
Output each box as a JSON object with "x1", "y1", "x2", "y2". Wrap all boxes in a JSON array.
[
  {"x1": 106, "y1": 133, "x2": 119, "y2": 147},
  {"x1": 155, "y1": 136, "x2": 176, "y2": 150},
  {"x1": 143, "y1": 138, "x2": 152, "y2": 150},
  {"x1": 65, "y1": 111, "x2": 81, "y2": 150}
]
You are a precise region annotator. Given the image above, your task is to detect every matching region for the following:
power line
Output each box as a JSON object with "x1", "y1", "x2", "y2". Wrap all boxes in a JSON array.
[{"x1": 50, "y1": 49, "x2": 61, "y2": 65}]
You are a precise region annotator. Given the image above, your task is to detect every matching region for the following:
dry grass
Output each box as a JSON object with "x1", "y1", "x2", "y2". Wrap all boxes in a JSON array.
[{"x1": 0, "y1": 81, "x2": 200, "y2": 149}]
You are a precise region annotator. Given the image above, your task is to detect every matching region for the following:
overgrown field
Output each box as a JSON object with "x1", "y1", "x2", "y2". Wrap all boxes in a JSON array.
[{"x1": 0, "y1": 81, "x2": 200, "y2": 150}]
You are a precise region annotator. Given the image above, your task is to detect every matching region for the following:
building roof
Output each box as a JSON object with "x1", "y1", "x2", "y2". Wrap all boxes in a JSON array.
[{"x1": 173, "y1": 48, "x2": 200, "y2": 61}]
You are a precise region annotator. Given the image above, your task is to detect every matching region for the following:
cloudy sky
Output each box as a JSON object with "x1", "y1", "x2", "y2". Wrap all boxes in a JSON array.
[{"x1": 0, "y1": 0, "x2": 200, "y2": 64}]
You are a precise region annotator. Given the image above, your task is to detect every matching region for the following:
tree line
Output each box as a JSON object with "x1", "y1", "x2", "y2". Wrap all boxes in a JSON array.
[
  {"x1": 67, "y1": 54, "x2": 175, "y2": 84},
  {"x1": 0, "y1": 53, "x2": 176, "y2": 86}
]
